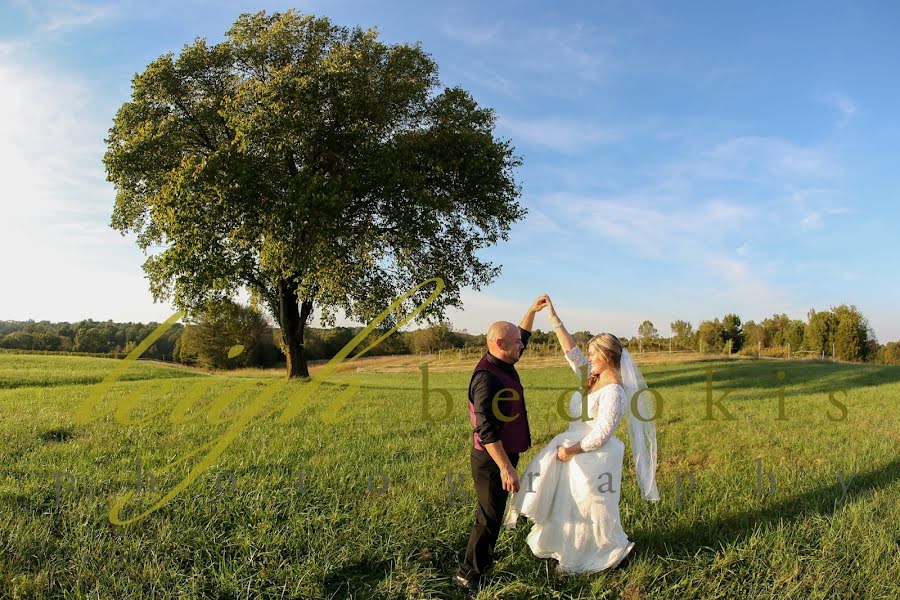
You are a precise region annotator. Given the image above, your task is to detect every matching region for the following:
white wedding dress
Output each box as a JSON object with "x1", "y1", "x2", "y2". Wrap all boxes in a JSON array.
[{"x1": 504, "y1": 346, "x2": 635, "y2": 573}]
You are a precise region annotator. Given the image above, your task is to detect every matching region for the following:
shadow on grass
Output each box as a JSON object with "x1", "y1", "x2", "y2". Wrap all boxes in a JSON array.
[
  {"x1": 634, "y1": 456, "x2": 900, "y2": 559},
  {"x1": 643, "y1": 360, "x2": 900, "y2": 399},
  {"x1": 0, "y1": 371, "x2": 203, "y2": 390},
  {"x1": 322, "y1": 558, "x2": 395, "y2": 598},
  {"x1": 38, "y1": 428, "x2": 74, "y2": 443}
]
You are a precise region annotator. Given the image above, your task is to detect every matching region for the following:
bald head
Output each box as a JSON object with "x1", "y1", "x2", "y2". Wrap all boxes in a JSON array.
[
  {"x1": 486, "y1": 321, "x2": 524, "y2": 364},
  {"x1": 487, "y1": 321, "x2": 517, "y2": 344}
]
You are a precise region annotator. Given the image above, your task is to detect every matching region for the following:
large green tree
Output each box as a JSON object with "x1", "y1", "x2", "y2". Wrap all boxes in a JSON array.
[
  {"x1": 831, "y1": 304, "x2": 873, "y2": 362},
  {"x1": 805, "y1": 308, "x2": 838, "y2": 357},
  {"x1": 174, "y1": 299, "x2": 281, "y2": 369},
  {"x1": 742, "y1": 320, "x2": 764, "y2": 350},
  {"x1": 409, "y1": 322, "x2": 455, "y2": 354},
  {"x1": 104, "y1": 10, "x2": 524, "y2": 377},
  {"x1": 670, "y1": 319, "x2": 694, "y2": 350},
  {"x1": 637, "y1": 320, "x2": 657, "y2": 344},
  {"x1": 875, "y1": 341, "x2": 900, "y2": 365},
  {"x1": 697, "y1": 318, "x2": 725, "y2": 353},
  {"x1": 722, "y1": 313, "x2": 743, "y2": 352},
  {"x1": 761, "y1": 313, "x2": 802, "y2": 349}
]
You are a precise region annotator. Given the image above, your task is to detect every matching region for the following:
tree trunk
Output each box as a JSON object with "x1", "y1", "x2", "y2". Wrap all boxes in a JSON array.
[{"x1": 278, "y1": 280, "x2": 313, "y2": 378}]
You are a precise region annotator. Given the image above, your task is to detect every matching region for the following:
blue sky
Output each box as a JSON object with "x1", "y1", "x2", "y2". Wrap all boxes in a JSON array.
[{"x1": 2, "y1": 0, "x2": 899, "y2": 341}]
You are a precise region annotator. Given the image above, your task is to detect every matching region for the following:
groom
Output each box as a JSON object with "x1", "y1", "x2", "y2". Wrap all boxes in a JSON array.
[{"x1": 454, "y1": 296, "x2": 548, "y2": 595}]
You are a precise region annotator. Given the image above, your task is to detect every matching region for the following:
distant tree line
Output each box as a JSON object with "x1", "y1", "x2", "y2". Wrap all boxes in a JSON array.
[
  {"x1": 631, "y1": 304, "x2": 891, "y2": 363},
  {"x1": 0, "y1": 301, "x2": 489, "y2": 370},
  {"x1": 2, "y1": 302, "x2": 896, "y2": 367},
  {"x1": 0, "y1": 319, "x2": 181, "y2": 360}
]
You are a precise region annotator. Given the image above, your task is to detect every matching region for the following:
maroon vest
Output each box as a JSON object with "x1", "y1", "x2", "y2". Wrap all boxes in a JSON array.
[{"x1": 468, "y1": 353, "x2": 532, "y2": 453}]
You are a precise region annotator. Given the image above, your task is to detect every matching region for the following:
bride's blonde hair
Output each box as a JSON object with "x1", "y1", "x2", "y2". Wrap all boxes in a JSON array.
[{"x1": 585, "y1": 333, "x2": 623, "y2": 390}]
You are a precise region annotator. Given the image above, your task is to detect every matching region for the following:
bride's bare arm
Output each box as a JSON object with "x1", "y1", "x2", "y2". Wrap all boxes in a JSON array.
[{"x1": 547, "y1": 299, "x2": 576, "y2": 352}]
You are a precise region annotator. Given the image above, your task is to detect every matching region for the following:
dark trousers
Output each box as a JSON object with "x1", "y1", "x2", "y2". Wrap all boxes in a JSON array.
[{"x1": 458, "y1": 447, "x2": 520, "y2": 581}]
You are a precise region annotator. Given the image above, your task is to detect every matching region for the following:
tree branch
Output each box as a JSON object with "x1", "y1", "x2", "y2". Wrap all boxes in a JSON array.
[{"x1": 171, "y1": 96, "x2": 217, "y2": 152}]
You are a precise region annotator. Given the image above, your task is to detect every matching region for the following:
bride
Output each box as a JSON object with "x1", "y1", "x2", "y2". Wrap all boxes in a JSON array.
[{"x1": 504, "y1": 296, "x2": 659, "y2": 573}]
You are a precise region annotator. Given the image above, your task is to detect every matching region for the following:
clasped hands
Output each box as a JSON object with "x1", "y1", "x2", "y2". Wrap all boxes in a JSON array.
[{"x1": 556, "y1": 445, "x2": 575, "y2": 462}]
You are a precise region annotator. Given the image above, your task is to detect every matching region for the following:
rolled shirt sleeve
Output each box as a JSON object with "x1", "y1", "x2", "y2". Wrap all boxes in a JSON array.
[
  {"x1": 519, "y1": 326, "x2": 532, "y2": 356},
  {"x1": 470, "y1": 370, "x2": 502, "y2": 446}
]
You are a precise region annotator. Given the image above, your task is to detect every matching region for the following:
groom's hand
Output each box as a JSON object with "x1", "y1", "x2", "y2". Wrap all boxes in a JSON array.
[
  {"x1": 529, "y1": 294, "x2": 550, "y2": 314},
  {"x1": 501, "y1": 464, "x2": 520, "y2": 493}
]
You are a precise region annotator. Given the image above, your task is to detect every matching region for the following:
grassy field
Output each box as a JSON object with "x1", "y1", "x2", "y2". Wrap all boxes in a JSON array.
[{"x1": 0, "y1": 352, "x2": 898, "y2": 599}]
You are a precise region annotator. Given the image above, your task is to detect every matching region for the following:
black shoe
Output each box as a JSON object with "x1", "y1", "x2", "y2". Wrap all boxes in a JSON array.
[{"x1": 451, "y1": 574, "x2": 479, "y2": 598}]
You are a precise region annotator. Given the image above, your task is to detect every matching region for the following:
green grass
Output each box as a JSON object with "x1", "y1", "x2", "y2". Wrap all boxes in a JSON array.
[{"x1": 0, "y1": 353, "x2": 898, "y2": 598}]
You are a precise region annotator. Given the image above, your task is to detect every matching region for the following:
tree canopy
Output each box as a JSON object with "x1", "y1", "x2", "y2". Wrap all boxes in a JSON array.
[
  {"x1": 638, "y1": 320, "x2": 658, "y2": 343},
  {"x1": 104, "y1": 10, "x2": 525, "y2": 377},
  {"x1": 670, "y1": 319, "x2": 694, "y2": 350},
  {"x1": 174, "y1": 299, "x2": 281, "y2": 369},
  {"x1": 721, "y1": 313, "x2": 743, "y2": 352}
]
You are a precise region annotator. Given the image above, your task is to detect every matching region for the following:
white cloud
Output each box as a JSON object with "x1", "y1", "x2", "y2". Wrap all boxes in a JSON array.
[
  {"x1": 536, "y1": 189, "x2": 800, "y2": 319},
  {"x1": 41, "y1": 2, "x2": 118, "y2": 32},
  {"x1": 800, "y1": 211, "x2": 823, "y2": 231},
  {"x1": 541, "y1": 192, "x2": 754, "y2": 261},
  {"x1": 515, "y1": 206, "x2": 564, "y2": 236},
  {"x1": 438, "y1": 14, "x2": 616, "y2": 87},
  {"x1": 440, "y1": 19, "x2": 501, "y2": 46},
  {"x1": 787, "y1": 188, "x2": 855, "y2": 232},
  {"x1": 5, "y1": 1, "x2": 121, "y2": 34},
  {"x1": 647, "y1": 136, "x2": 834, "y2": 201},
  {"x1": 0, "y1": 40, "x2": 29, "y2": 57},
  {"x1": 498, "y1": 116, "x2": 620, "y2": 153},
  {"x1": 702, "y1": 254, "x2": 790, "y2": 310},
  {"x1": 703, "y1": 136, "x2": 830, "y2": 180},
  {"x1": 0, "y1": 49, "x2": 175, "y2": 322},
  {"x1": 9, "y1": 1, "x2": 122, "y2": 33},
  {"x1": 9, "y1": 0, "x2": 39, "y2": 18},
  {"x1": 0, "y1": 57, "x2": 103, "y2": 219},
  {"x1": 652, "y1": 136, "x2": 848, "y2": 237},
  {"x1": 818, "y1": 92, "x2": 856, "y2": 126},
  {"x1": 520, "y1": 23, "x2": 611, "y2": 81},
  {"x1": 447, "y1": 60, "x2": 519, "y2": 98}
]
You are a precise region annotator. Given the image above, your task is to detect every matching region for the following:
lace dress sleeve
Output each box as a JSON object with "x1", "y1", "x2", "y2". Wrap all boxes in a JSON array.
[
  {"x1": 563, "y1": 346, "x2": 592, "y2": 384},
  {"x1": 579, "y1": 385, "x2": 626, "y2": 452}
]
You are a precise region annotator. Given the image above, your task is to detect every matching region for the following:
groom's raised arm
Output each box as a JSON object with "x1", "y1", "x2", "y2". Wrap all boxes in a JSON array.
[{"x1": 519, "y1": 295, "x2": 548, "y2": 332}]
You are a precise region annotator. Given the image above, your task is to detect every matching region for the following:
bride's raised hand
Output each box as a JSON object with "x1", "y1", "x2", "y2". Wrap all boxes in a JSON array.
[{"x1": 545, "y1": 297, "x2": 559, "y2": 322}]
